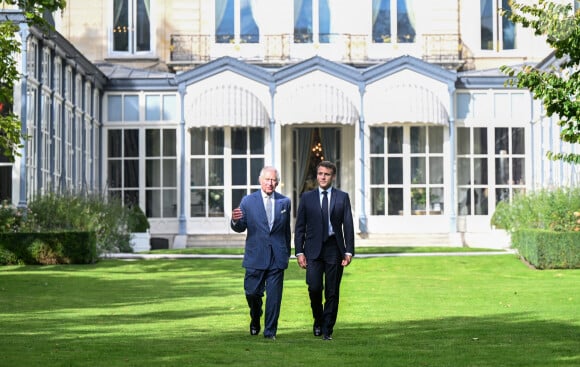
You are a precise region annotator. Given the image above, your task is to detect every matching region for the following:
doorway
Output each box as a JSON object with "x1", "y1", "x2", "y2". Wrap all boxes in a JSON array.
[{"x1": 291, "y1": 127, "x2": 341, "y2": 215}]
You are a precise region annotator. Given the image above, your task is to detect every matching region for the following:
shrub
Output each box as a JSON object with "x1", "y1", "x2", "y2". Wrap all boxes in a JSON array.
[
  {"x1": 491, "y1": 187, "x2": 580, "y2": 233},
  {"x1": 127, "y1": 205, "x2": 150, "y2": 233},
  {"x1": 0, "y1": 201, "x2": 28, "y2": 233}
]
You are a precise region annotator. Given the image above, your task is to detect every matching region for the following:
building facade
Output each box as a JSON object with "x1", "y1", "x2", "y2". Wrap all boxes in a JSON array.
[{"x1": 2, "y1": 1, "x2": 578, "y2": 247}]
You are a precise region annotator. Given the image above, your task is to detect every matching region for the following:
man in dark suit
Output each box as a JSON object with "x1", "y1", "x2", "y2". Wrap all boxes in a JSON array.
[
  {"x1": 231, "y1": 166, "x2": 291, "y2": 340},
  {"x1": 294, "y1": 161, "x2": 355, "y2": 341}
]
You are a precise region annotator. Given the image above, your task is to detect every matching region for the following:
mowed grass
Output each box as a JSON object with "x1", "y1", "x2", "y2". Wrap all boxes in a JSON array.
[{"x1": 0, "y1": 254, "x2": 578, "y2": 367}]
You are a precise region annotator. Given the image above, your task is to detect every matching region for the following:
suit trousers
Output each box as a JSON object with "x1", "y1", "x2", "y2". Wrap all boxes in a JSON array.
[
  {"x1": 306, "y1": 236, "x2": 343, "y2": 336},
  {"x1": 244, "y1": 267, "x2": 285, "y2": 337}
]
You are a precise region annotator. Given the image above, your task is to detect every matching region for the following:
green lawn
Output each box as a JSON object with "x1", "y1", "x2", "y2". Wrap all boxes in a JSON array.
[{"x1": 0, "y1": 254, "x2": 578, "y2": 367}]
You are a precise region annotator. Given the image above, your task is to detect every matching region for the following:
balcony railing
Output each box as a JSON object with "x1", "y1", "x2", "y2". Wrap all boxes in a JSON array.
[{"x1": 169, "y1": 33, "x2": 463, "y2": 69}]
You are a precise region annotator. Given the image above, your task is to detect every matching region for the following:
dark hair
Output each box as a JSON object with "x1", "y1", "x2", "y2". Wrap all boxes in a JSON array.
[{"x1": 317, "y1": 161, "x2": 336, "y2": 175}]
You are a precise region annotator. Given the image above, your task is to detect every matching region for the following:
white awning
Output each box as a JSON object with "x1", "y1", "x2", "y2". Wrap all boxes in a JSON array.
[
  {"x1": 277, "y1": 84, "x2": 359, "y2": 125},
  {"x1": 366, "y1": 84, "x2": 449, "y2": 125},
  {"x1": 185, "y1": 85, "x2": 270, "y2": 127}
]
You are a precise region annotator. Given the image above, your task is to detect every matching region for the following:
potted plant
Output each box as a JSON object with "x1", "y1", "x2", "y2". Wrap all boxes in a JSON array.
[{"x1": 127, "y1": 205, "x2": 150, "y2": 252}]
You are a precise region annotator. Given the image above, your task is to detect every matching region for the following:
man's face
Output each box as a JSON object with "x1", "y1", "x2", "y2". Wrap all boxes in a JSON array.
[
  {"x1": 317, "y1": 166, "x2": 335, "y2": 190},
  {"x1": 260, "y1": 169, "x2": 278, "y2": 195}
]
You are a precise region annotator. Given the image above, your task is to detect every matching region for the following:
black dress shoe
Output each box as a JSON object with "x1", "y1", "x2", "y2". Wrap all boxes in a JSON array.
[
  {"x1": 313, "y1": 324, "x2": 322, "y2": 337},
  {"x1": 250, "y1": 323, "x2": 260, "y2": 336},
  {"x1": 322, "y1": 334, "x2": 333, "y2": 340}
]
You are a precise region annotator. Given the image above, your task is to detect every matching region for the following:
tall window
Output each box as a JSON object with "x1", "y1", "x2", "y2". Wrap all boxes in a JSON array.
[
  {"x1": 146, "y1": 129, "x2": 177, "y2": 218},
  {"x1": 481, "y1": 0, "x2": 515, "y2": 50},
  {"x1": 190, "y1": 127, "x2": 265, "y2": 218},
  {"x1": 112, "y1": 0, "x2": 151, "y2": 53},
  {"x1": 215, "y1": 0, "x2": 259, "y2": 43},
  {"x1": 495, "y1": 127, "x2": 525, "y2": 203},
  {"x1": 294, "y1": 0, "x2": 331, "y2": 43},
  {"x1": 457, "y1": 127, "x2": 489, "y2": 216},
  {"x1": 108, "y1": 129, "x2": 139, "y2": 205},
  {"x1": 372, "y1": 0, "x2": 416, "y2": 43},
  {"x1": 370, "y1": 126, "x2": 443, "y2": 216}
]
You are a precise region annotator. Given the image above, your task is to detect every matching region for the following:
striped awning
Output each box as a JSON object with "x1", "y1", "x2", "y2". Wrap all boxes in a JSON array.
[
  {"x1": 185, "y1": 85, "x2": 270, "y2": 127},
  {"x1": 366, "y1": 84, "x2": 449, "y2": 125},
  {"x1": 277, "y1": 84, "x2": 359, "y2": 125}
]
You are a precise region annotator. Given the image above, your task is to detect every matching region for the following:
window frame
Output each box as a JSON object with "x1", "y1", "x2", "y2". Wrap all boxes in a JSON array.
[{"x1": 109, "y1": 0, "x2": 154, "y2": 57}]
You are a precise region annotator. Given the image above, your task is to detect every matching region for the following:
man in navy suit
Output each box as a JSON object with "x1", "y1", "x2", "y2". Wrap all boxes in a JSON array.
[
  {"x1": 231, "y1": 166, "x2": 291, "y2": 340},
  {"x1": 294, "y1": 160, "x2": 355, "y2": 340}
]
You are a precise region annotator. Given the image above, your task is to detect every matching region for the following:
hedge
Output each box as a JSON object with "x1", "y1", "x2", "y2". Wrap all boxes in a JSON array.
[{"x1": 511, "y1": 229, "x2": 580, "y2": 269}]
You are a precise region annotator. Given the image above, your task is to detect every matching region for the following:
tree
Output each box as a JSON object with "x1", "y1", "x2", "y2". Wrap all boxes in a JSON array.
[
  {"x1": 500, "y1": 0, "x2": 580, "y2": 164},
  {"x1": 0, "y1": 0, "x2": 67, "y2": 161}
]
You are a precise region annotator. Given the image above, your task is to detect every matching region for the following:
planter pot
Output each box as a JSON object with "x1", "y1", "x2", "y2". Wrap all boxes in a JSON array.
[{"x1": 130, "y1": 232, "x2": 151, "y2": 252}]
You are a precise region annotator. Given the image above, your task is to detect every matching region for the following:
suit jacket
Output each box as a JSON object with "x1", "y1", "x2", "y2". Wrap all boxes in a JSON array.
[
  {"x1": 231, "y1": 190, "x2": 292, "y2": 270},
  {"x1": 294, "y1": 187, "x2": 355, "y2": 260}
]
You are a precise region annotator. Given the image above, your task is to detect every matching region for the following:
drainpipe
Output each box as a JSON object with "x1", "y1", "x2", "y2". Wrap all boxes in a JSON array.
[
  {"x1": 448, "y1": 84, "x2": 456, "y2": 233},
  {"x1": 174, "y1": 83, "x2": 187, "y2": 248},
  {"x1": 17, "y1": 23, "x2": 29, "y2": 209},
  {"x1": 358, "y1": 83, "x2": 367, "y2": 234}
]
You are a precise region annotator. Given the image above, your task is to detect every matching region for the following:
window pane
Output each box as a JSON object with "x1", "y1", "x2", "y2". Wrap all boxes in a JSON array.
[
  {"x1": 208, "y1": 129, "x2": 224, "y2": 155},
  {"x1": 250, "y1": 158, "x2": 263, "y2": 185},
  {"x1": 318, "y1": 0, "x2": 330, "y2": 43},
  {"x1": 108, "y1": 130, "x2": 122, "y2": 157},
  {"x1": 209, "y1": 189, "x2": 224, "y2": 217},
  {"x1": 294, "y1": 0, "x2": 313, "y2": 43},
  {"x1": 495, "y1": 128, "x2": 509, "y2": 154},
  {"x1": 495, "y1": 157, "x2": 509, "y2": 185},
  {"x1": 136, "y1": 0, "x2": 151, "y2": 51},
  {"x1": 146, "y1": 189, "x2": 161, "y2": 218},
  {"x1": 146, "y1": 159, "x2": 160, "y2": 187},
  {"x1": 512, "y1": 127, "x2": 525, "y2": 154},
  {"x1": 496, "y1": 187, "x2": 509, "y2": 204},
  {"x1": 371, "y1": 188, "x2": 385, "y2": 215},
  {"x1": 250, "y1": 128, "x2": 264, "y2": 154},
  {"x1": 372, "y1": 0, "x2": 391, "y2": 43},
  {"x1": 388, "y1": 157, "x2": 402, "y2": 184},
  {"x1": 145, "y1": 95, "x2": 161, "y2": 121},
  {"x1": 163, "y1": 159, "x2": 177, "y2": 186},
  {"x1": 232, "y1": 128, "x2": 247, "y2": 155},
  {"x1": 163, "y1": 130, "x2": 176, "y2": 156},
  {"x1": 501, "y1": 0, "x2": 515, "y2": 49},
  {"x1": 209, "y1": 159, "x2": 224, "y2": 185},
  {"x1": 124, "y1": 130, "x2": 139, "y2": 157},
  {"x1": 232, "y1": 158, "x2": 247, "y2": 185},
  {"x1": 388, "y1": 188, "x2": 403, "y2": 215},
  {"x1": 163, "y1": 189, "x2": 177, "y2": 217},
  {"x1": 113, "y1": 0, "x2": 129, "y2": 52},
  {"x1": 457, "y1": 127, "x2": 470, "y2": 155},
  {"x1": 513, "y1": 158, "x2": 525, "y2": 185},
  {"x1": 429, "y1": 157, "x2": 443, "y2": 184},
  {"x1": 191, "y1": 189, "x2": 205, "y2": 217},
  {"x1": 370, "y1": 127, "x2": 384, "y2": 154},
  {"x1": 162, "y1": 95, "x2": 177, "y2": 121},
  {"x1": 430, "y1": 187, "x2": 443, "y2": 213},
  {"x1": 397, "y1": 0, "x2": 415, "y2": 43},
  {"x1": 190, "y1": 159, "x2": 205, "y2": 186},
  {"x1": 371, "y1": 157, "x2": 384, "y2": 185},
  {"x1": 124, "y1": 95, "x2": 139, "y2": 121},
  {"x1": 108, "y1": 95, "x2": 122, "y2": 121},
  {"x1": 411, "y1": 188, "x2": 426, "y2": 210},
  {"x1": 191, "y1": 128, "x2": 205, "y2": 155},
  {"x1": 216, "y1": 0, "x2": 235, "y2": 43},
  {"x1": 125, "y1": 160, "x2": 139, "y2": 187},
  {"x1": 474, "y1": 158, "x2": 488, "y2": 185},
  {"x1": 474, "y1": 188, "x2": 488, "y2": 215},
  {"x1": 474, "y1": 128, "x2": 487, "y2": 154},
  {"x1": 232, "y1": 189, "x2": 246, "y2": 208},
  {"x1": 410, "y1": 127, "x2": 425, "y2": 153},
  {"x1": 146, "y1": 129, "x2": 160, "y2": 157},
  {"x1": 108, "y1": 161, "x2": 122, "y2": 188},
  {"x1": 388, "y1": 127, "x2": 403, "y2": 153},
  {"x1": 240, "y1": 0, "x2": 259, "y2": 43},
  {"x1": 457, "y1": 158, "x2": 470, "y2": 185},
  {"x1": 124, "y1": 190, "x2": 139, "y2": 206},
  {"x1": 429, "y1": 127, "x2": 443, "y2": 153},
  {"x1": 411, "y1": 157, "x2": 425, "y2": 184},
  {"x1": 480, "y1": 0, "x2": 493, "y2": 50}
]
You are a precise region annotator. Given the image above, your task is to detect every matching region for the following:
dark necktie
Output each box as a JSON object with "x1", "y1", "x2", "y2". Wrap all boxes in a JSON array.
[
  {"x1": 322, "y1": 191, "x2": 329, "y2": 242},
  {"x1": 266, "y1": 195, "x2": 273, "y2": 229}
]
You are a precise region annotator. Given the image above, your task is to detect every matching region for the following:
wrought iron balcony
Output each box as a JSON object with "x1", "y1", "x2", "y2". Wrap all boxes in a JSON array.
[{"x1": 169, "y1": 33, "x2": 463, "y2": 69}]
